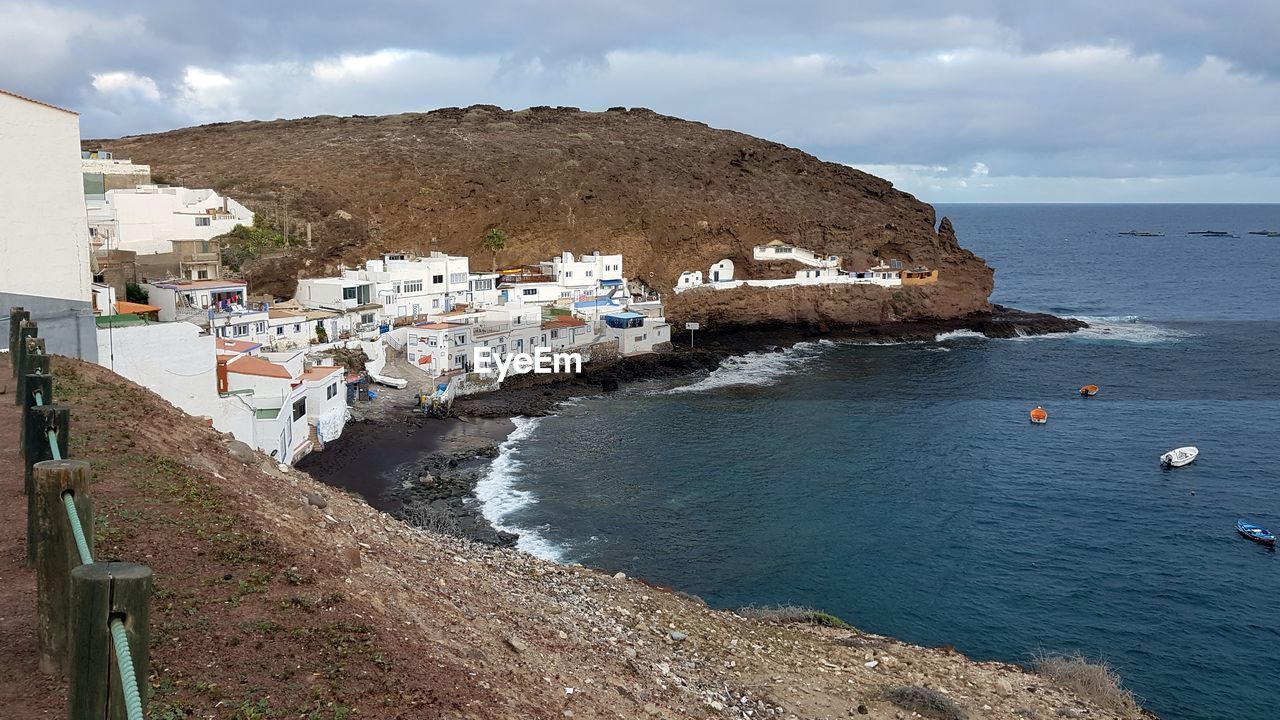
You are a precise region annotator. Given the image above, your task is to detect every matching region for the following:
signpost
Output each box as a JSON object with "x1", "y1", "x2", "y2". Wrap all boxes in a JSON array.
[{"x1": 685, "y1": 322, "x2": 699, "y2": 348}]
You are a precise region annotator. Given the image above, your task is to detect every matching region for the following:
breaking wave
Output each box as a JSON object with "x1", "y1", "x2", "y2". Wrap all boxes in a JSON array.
[
  {"x1": 935, "y1": 317, "x2": 1191, "y2": 345},
  {"x1": 665, "y1": 341, "x2": 825, "y2": 394},
  {"x1": 935, "y1": 329, "x2": 989, "y2": 342},
  {"x1": 1042, "y1": 315, "x2": 1193, "y2": 344},
  {"x1": 474, "y1": 416, "x2": 566, "y2": 561}
]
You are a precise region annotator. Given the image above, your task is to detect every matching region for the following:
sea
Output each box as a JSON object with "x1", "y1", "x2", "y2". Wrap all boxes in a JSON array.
[{"x1": 474, "y1": 204, "x2": 1280, "y2": 719}]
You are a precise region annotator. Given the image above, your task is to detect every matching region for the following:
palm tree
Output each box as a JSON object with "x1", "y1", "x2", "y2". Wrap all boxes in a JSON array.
[{"x1": 481, "y1": 228, "x2": 507, "y2": 272}]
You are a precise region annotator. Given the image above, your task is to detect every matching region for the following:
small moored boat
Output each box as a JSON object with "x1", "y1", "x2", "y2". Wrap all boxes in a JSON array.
[
  {"x1": 1029, "y1": 406, "x2": 1048, "y2": 424},
  {"x1": 1160, "y1": 446, "x2": 1198, "y2": 467},
  {"x1": 1236, "y1": 520, "x2": 1276, "y2": 547},
  {"x1": 1079, "y1": 384, "x2": 1099, "y2": 397}
]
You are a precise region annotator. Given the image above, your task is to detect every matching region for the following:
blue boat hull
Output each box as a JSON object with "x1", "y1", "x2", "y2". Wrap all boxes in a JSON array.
[{"x1": 1236, "y1": 521, "x2": 1276, "y2": 547}]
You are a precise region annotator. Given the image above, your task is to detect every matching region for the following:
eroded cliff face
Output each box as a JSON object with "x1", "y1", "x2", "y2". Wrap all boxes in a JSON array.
[{"x1": 95, "y1": 105, "x2": 992, "y2": 325}]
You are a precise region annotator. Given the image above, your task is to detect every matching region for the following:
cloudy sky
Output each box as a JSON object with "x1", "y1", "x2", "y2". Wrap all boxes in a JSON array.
[{"x1": 3, "y1": 1, "x2": 1278, "y2": 202}]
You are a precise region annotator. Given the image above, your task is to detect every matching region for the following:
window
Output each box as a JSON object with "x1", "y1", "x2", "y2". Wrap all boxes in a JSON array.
[
  {"x1": 293, "y1": 324, "x2": 301, "y2": 333},
  {"x1": 431, "y1": 298, "x2": 440, "y2": 309},
  {"x1": 361, "y1": 313, "x2": 375, "y2": 324},
  {"x1": 471, "y1": 279, "x2": 493, "y2": 291},
  {"x1": 195, "y1": 217, "x2": 211, "y2": 227},
  {"x1": 276, "y1": 326, "x2": 284, "y2": 336},
  {"x1": 254, "y1": 322, "x2": 266, "y2": 333},
  {"x1": 393, "y1": 282, "x2": 402, "y2": 293},
  {"x1": 197, "y1": 269, "x2": 209, "y2": 279},
  {"x1": 234, "y1": 325, "x2": 248, "y2": 337},
  {"x1": 432, "y1": 275, "x2": 444, "y2": 284},
  {"x1": 292, "y1": 397, "x2": 307, "y2": 421},
  {"x1": 551, "y1": 329, "x2": 561, "y2": 339},
  {"x1": 342, "y1": 287, "x2": 357, "y2": 300},
  {"x1": 585, "y1": 270, "x2": 593, "y2": 277},
  {"x1": 326, "y1": 383, "x2": 338, "y2": 400},
  {"x1": 402, "y1": 280, "x2": 422, "y2": 293},
  {"x1": 564, "y1": 271, "x2": 573, "y2": 278},
  {"x1": 449, "y1": 272, "x2": 467, "y2": 284},
  {"x1": 522, "y1": 288, "x2": 537, "y2": 296}
]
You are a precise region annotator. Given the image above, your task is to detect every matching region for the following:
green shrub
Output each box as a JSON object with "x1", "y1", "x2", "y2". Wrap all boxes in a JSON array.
[{"x1": 736, "y1": 604, "x2": 855, "y2": 630}]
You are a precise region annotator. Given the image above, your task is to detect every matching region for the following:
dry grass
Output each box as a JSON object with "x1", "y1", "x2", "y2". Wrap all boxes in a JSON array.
[
  {"x1": 885, "y1": 685, "x2": 968, "y2": 720},
  {"x1": 1033, "y1": 652, "x2": 1140, "y2": 715}
]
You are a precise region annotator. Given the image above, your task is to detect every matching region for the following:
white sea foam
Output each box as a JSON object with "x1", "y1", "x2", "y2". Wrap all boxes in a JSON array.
[
  {"x1": 935, "y1": 329, "x2": 989, "y2": 342},
  {"x1": 665, "y1": 341, "x2": 824, "y2": 394},
  {"x1": 1035, "y1": 315, "x2": 1192, "y2": 344},
  {"x1": 473, "y1": 416, "x2": 566, "y2": 561}
]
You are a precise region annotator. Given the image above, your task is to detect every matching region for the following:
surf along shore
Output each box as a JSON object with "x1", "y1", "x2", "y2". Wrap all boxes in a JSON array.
[{"x1": 300, "y1": 306, "x2": 1083, "y2": 549}]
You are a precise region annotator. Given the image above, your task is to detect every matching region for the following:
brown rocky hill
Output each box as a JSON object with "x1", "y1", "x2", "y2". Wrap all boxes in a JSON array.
[{"x1": 94, "y1": 105, "x2": 993, "y2": 326}]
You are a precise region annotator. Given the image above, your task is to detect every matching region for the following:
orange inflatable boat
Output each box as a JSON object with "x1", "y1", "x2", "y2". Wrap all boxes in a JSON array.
[
  {"x1": 1079, "y1": 385, "x2": 1099, "y2": 397},
  {"x1": 1029, "y1": 406, "x2": 1048, "y2": 424}
]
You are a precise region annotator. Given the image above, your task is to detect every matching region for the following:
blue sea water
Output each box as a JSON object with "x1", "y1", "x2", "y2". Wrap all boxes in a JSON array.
[{"x1": 476, "y1": 204, "x2": 1280, "y2": 719}]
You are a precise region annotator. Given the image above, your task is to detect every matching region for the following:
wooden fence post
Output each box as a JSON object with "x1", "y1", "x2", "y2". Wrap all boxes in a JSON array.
[
  {"x1": 8, "y1": 307, "x2": 28, "y2": 369},
  {"x1": 20, "y1": 364, "x2": 52, "y2": 448},
  {"x1": 25, "y1": 405, "x2": 69, "y2": 564},
  {"x1": 16, "y1": 340, "x2": 46, "y2": 407},
  {"x1": 32, "y1": 460, "x2": 92, "y2": 676},
  {"x1": 14, "y1": 320, "x2": 38, "y2": 389},
  {"x1": 69, "y1": 562, "x2": 152, "y2": 720}
]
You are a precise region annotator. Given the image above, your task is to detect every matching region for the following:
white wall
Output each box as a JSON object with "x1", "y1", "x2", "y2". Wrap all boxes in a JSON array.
[
  {"x1": 95, "y1": 322, "x2": 224, "y2": 420},
  {"x1": 0, "y1": 92, "x2": 92, "y2": 303},
  {"x1": 86, "y1": 186, "x2": 254, "y2": 255}
]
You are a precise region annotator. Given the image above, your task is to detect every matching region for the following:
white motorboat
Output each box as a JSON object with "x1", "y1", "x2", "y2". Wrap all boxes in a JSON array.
[{"x1": 1160, "y1": 446, "x2": 1198, "y2": 468}]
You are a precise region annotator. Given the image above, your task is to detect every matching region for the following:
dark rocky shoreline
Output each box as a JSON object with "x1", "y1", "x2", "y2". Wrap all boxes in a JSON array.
[
  {"x1": 306, "y1": 305, "x2": 1085, "y2": 547},
  {"x1": 453, "y1": 305, "x2": 1086, "y2": 417}
]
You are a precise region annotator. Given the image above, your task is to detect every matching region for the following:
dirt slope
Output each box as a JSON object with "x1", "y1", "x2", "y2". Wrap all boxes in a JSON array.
[
  {"x1": 0, "y1": 356, "x2": 1146, "y2": 719},
  {"x1": 92, "y1": 106, "x2": 992, "y2": 326}
]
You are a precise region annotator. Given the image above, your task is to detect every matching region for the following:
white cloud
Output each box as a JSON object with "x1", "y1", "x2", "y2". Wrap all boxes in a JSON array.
[
  {"x1": 312, "y1": 49, "x2": 414, "y2": 82},
  {"x1": 91, "y1": 71, "x2": 160, "y2": 100}
]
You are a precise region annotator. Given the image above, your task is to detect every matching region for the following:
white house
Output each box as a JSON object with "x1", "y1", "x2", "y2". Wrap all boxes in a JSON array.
[
  {"x1": 81, "y1": 150, "x2": 151, "y2": 196},
  {"x1": 0, "y1": 88, "x2": 96, "y2": 360},
  {"x1": 752, "y1": 240, "x2": 841, "y2": 268},
  {"x1": 466, "y1": 272, "x2": 501, "y2": 308},
  {"x1": 542, "y1": 316, "x2": 593, "y2": 350},
  {"x1": 219, "y1": 352, "x2": 312, "y2": 464},
  {"x1": 351, "y1": 252, "x2": 472, "y2": 320},
  {"x1": 295, "y1": 273, "x2": 382, "y2": 338},
  {"x1": 406, "y1": 322, "x2": 473, "y2": 378},
  {"x1": 602, "y1": 310, "x2": 672, "y2": 355},
  {"x1": 145, "y1": 278, "x2": 249, "y2": 321},
  {"x1": 85, "y1": 185, "x2": 254, "y2": 256},
  {"x1": 300, "y1": 364, "x2": 348, "y2": 448}
]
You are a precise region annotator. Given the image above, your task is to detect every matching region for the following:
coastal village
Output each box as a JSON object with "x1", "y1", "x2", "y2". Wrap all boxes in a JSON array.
[
  {"x1": 4, "y1": 88, "x2": 940, "y2": 468},
  {"x1": 1, "y1": 88, "x2": 1162, "y2": 720}
]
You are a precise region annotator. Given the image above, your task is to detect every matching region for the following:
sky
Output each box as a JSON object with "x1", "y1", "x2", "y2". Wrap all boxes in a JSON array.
[{"x1": 2, "y1": 1, "x2": 1278, "y2": 203}]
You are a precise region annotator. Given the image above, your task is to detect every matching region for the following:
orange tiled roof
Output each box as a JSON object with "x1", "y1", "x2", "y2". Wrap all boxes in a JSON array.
[
  {"x1": 216, "y1": 338, "x2": 260, "y2": 354},
  {"x1": 114, "y1": 301, "x2": 161, "y2": 314},
  {"x1": 301, "y1": 366, "x2": 343, "y2": 381},
  {"x1": 541, "y1": 317, "x2": 588, "y2": 329},
  {"x1": 226, "y1": 355, "x2": 291, "y2": 379}
]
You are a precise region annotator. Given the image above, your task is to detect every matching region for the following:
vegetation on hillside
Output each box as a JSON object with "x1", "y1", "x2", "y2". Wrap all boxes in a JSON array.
[{"x1": 219, "y1": 215, "x2": 290, "y2": 273}]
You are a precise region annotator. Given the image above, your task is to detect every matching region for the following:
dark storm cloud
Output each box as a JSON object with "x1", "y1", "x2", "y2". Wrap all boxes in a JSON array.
[{"x1": 1, "y1": 0, "x2": 1277, "y2": 201}]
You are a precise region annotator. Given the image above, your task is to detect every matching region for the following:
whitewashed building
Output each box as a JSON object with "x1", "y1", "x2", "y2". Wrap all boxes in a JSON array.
[
  {"x1": 81, "y1": 151, "x2": 150, "y2": 195},
  {"x1": 356, "y1": 252, "x2": 472, "y2": 320},
  {"x1": 602, "y1": 309, "x2": 672, "y2": 355},
  {"x1": 406, "y1": 321, "x2": 473, "y2": 377},
  {"x1": 85, "y1": 185, "x2": 254, "y2": 256},
  {"x1": 0, "y1": 88, "x2": 96, "y2": 359}
]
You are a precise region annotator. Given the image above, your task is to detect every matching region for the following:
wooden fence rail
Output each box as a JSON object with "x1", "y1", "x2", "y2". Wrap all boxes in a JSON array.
[{"x1": 10, "y1": 306, "x2": 151, "y2": 720}]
